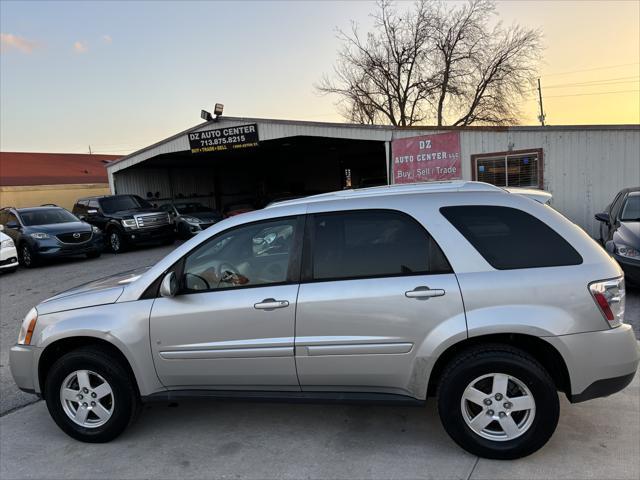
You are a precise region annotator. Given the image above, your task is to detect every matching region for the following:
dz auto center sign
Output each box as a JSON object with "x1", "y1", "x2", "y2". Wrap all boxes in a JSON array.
[
  {"x1": 392, "y1": 131, "x2": 462, "y2": 184},
  {"x1": 189, "y1": 124, "x2": 259, "y2": 154}
]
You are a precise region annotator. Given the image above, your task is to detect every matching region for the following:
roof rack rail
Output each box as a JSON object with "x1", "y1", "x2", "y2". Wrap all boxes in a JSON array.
[{"x1": 266, "y1": 181, "x2": 504, "y2": 208}]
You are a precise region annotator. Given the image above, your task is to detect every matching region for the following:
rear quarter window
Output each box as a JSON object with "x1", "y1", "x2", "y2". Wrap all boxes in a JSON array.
[{"x1": 440, "y1": 205, "x2": 583, "y2": 270}]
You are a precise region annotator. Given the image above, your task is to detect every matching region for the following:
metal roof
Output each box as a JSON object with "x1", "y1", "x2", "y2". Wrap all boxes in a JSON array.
[
  {"x1": 106, "y1": 115, "x2": 640, "y2": 174},
  {"x1": 266, "y1": 180, "x2": 504, "y2": 208}
]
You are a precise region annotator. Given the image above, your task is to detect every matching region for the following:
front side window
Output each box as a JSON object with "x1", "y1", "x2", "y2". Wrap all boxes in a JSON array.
[
  {"x1": 310, "y1": 210, "x2": 451, "y2": 281},
  {"x1": 474, "y1": 151, "x2": 541, "y2": 188},
  {"x1": 182, "y1": 217, "x2": 299, "y2": 292},
  {"x1": 440, "y1": 205, "x2": 582, "y2": 270},
  {"x1": 620, "y1": 193, "x2": 640, "y2": 221},
  {"x1": 19, "y1": 208, "x2": 79, "y2": 226}
]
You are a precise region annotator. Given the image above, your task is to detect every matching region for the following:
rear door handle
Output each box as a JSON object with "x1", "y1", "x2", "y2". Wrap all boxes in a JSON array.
[
  {"x1": 254, "y1": 298, "x2": 290, "y2": 310},
  {"x1": 405, "y1": 287, "x2": 445, "y2": 299}
]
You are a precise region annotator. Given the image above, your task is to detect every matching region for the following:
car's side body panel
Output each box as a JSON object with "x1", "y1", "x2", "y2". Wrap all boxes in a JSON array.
[
  {"x1": 30, "y1": 300, "x2": 163, "y2": 396},
  {"x1": 295, "y1": 274, "x2": 466, "y2": 398}
]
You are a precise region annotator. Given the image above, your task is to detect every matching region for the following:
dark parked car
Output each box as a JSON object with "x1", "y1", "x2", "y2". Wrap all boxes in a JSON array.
[
  {"x1": 73, "y1": 194, "x2": 174, "y2": 253},
  {"x1": 596, "y1": 187, "x2": 640, "y2": 286},
  {"x1": 160, "y1": 201, "x2": 222, "y2": 238},
  {"x1": 0, "y1": 206, "x2": 102, "y2": 268}
]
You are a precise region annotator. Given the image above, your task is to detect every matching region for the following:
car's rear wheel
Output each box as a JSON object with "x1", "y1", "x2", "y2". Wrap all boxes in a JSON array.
[
  {"x1": 44, "y1": 347, "x2": 139, "y2": 443},
  {"x1": 437, "y1": 345, "x2": 559, "y2": 459}
]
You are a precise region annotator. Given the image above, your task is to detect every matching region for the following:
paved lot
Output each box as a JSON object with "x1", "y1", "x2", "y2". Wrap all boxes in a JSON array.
[{"x1": 0, "y1": 243, "x2": 639, "y2": 479}]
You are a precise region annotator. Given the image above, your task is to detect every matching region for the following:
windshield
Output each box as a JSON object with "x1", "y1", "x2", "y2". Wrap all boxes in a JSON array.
[
  {"x1": 620, "y1": 193, "x2": 640, "y2": 221},
  {"x1": 175, "y1": 203, "x2": 214, "y2": 214},
  {"x1": 20, "y1": 208, "x2": 79, "y2": 226},
  {"x1": 100, "y1": 195, "x2": 152, "y2": 214}
]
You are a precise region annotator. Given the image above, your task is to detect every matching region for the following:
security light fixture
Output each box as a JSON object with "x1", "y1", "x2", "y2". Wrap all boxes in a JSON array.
[
  {"x1": 214, "y1": 103, "x2": 224, "y2": 116},
  {"x1": 201, "y1": 110, "x2": 213, "y2": 122}
]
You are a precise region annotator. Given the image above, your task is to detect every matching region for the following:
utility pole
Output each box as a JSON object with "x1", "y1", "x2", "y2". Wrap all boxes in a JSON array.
[
  {"x1": 88, "y1": 145, "x2": 92, "y2": 154},
  {"x1": 537, "y1": 78, "x2": 546, "y2": 126}
]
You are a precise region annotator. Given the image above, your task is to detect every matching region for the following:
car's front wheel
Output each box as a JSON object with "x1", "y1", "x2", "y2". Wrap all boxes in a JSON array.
[
  {"x1": 44, "y1": 347, "x2": 139, "y2": 443},
  {"x1": 437, "y1": 345, "x2": 559, "y2": 459},
  {"x1": 108, "y1": 230, "x2": 125, "y2": 253},
  {"x1": 19, "y1": 244, "x2": 37, "y2": 268}
]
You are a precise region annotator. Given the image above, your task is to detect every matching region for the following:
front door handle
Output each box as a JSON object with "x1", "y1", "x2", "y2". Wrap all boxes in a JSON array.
[
  {"x1": 254, "y1": 298, "x2": 290, "y2": 310},
  {"x1": 405, "y1": 287, "x2": 445, "y2": 299}
]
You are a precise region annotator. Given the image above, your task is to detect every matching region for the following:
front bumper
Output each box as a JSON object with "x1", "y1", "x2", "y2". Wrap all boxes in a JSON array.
[
  {"x1": 9, "y1": 344, "x2": 40, "y2": 394},
  {"x1": 0, "y1": 244, "x2": 18, "y2": 269},
  {"x1": 125, "y1": 224, "x2": 174, "y2": 244},
  {"x1": 614, "y1": 254, "x2": 640, "y2": 285},
  {"x1": 545, "y1": 323, "x2": 640, "y2": 403},
  {"x1": 32, "y1": 234, "x2": 103, "y2": 259}
]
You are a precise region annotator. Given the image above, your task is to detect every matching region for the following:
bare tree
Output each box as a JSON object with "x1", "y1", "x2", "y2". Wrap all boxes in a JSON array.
[{"x1": 317, "y1": 0, "x2": 542, "y2": 126}]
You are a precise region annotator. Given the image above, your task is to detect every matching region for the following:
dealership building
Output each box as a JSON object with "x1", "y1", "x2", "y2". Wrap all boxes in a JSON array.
[{"x1": 106, "y1": 117, "x2": 639, "y2": 237}]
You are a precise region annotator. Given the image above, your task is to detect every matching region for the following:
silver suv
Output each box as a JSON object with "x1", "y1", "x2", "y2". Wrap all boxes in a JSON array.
[{"x1": 10, "y1": 181, "x2": 639, "y2": 459}]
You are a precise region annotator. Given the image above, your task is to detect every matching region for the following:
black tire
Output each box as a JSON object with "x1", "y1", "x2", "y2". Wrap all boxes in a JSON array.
[
  {"x1": 177, "y1": 223, "x2": 191, "y2": 239},
  {"x1": 437, "y1": 344, "x2": 559, "y2": 459},
  {"x1": 107, "y1": 229, "x2": 126, "y2": 253},
  {"x1": 19, "y1": 243, "x2": 38, "y2": 268},
  {"x1": 44, "y1": 347, "x2": 140, "y2": 443},
  {"x1": 86, "y1": 251, "x2": 101, "y2": 259},
  {"x1": 161, "y1": 235, "x2": 175, "y2": 245}
]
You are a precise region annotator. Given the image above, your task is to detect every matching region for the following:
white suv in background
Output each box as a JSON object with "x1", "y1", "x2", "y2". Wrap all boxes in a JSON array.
[{"x1": 0, "y1": 229, "x2": 18, "y2": 273}]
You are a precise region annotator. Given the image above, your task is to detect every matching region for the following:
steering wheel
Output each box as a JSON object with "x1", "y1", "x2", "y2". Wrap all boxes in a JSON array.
[{"x1": 184, "y1": 273, "x2": 211, "y2": 291}]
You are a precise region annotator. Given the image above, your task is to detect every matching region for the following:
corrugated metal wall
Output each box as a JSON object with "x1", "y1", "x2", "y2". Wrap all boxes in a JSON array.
[{"x1": 451, "y1": 129, "x2": 640, "y2": 237}]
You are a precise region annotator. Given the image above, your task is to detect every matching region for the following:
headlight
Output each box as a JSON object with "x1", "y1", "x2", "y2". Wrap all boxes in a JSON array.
[
  {"x1": 616, "y1": 244, "x2": 639, "y2": 259},
  {"x1": 1, "y1": 238, "x2": 14, "y2": 248},
  {"x1": 121, "y1": 218, "x2": 137, "y2": 229},
  {"x1": 17, "y1": 308, "x2": 38, "y2": 345},
  {"x1": 91, "y1": 226, "x2": 101, "y2": 233},
  {"x1": 29, "y1": 232, "x2": 50, "y2": 239},
  {"x1": 183, "y1": 216, "x2": 202, "y2": 224}
]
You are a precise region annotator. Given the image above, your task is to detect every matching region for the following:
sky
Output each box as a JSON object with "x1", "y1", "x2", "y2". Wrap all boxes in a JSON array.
[{"x1": 1, "y1": 0, "x2": 639, "y2": 154}]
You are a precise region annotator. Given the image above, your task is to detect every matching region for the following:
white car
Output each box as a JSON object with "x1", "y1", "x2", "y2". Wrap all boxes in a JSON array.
[{"x1": 0, "y1": 229, "x2": 18, "y2": 273}]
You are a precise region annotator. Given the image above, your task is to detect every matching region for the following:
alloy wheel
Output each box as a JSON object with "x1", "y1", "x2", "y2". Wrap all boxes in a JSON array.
[
  {"x1": 460, "y1": 372, "x2": 536, "y2": 441},
  {"x1": 21, "y1": 245, "x2": 32, "y2": 267},
  {"x1": 60, "y1": 370, "x2": 115, "y2": 428},
  {"x1": 110, "y1": 232, "x2": 121, "y2": 252}
]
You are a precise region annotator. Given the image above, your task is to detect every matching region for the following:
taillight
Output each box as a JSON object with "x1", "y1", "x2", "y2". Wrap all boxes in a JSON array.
[{"x1": 589, "y1": 277, "x2": 625, "y2": 328}]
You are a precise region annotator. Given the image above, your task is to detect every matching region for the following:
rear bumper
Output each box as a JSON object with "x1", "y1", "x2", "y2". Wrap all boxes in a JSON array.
[{"x1": 545, "y1": 324, "x2": 640, "y2": 402}]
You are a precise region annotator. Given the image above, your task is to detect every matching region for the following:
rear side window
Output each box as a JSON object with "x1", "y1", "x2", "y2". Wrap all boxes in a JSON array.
[
  {"x1": 440, "y1": 206, "x2": 582, "y2": 270},
  {"x1": 309, "y1": 210, "x2": 451, "y2": 281}
]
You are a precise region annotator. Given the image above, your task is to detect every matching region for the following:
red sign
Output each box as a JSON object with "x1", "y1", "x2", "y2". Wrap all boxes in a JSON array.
[{"x1": 392, "y1": 131, "x2": 462, "y2": 184}]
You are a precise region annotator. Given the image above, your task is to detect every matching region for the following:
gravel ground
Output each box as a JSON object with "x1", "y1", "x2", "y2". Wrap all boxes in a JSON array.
[{"x1": 1, "y1": 242, "x2": 638, "y2": 416}]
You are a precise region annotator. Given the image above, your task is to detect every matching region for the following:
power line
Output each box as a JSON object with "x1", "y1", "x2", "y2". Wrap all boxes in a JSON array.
[
  {"x1": 542, "y1": 76, "x2": 640, "y2": 89},
  {"x1": 540, "y1": 62, "x2": 639, "y2": 78},
  {"x1": 544, "y1": 89, "x2": 639, "y2": 99}
]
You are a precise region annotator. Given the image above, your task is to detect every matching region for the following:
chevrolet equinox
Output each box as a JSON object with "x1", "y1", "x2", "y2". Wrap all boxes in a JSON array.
[{"x1": 10, "y1": 181, "x2": 639, "y2": 459}]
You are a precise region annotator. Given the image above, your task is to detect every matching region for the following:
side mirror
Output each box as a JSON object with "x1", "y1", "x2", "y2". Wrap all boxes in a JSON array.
[
  {"x1": 159, "y1": 271, "x2": 178, "y2": 297},
  {"x1": 595, "y1": 212, "x2": 610, "y2": 224},
  {"x1": 5, "y1": 221, "x2": 19, "y2": 229}
]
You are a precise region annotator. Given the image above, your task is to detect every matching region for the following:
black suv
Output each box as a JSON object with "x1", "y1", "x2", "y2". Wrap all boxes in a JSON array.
[
  {"x1": 0, "y1": 206, "x2": 103, "y2": 267},
  {"x1": 73, "y1": 194, "x2": 174, "y2": 253}
]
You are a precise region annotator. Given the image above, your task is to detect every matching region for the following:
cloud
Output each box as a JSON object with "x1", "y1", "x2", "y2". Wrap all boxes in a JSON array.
[
  {"x1": 0, "y1": 33, "x2": 38, "y2": 54},
  {"x1": 102, "y1": 34, "x2": 112, "y2": 44},
  {"x1": 73, "y1": 41, "x2": 88, "y2": 53}
]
